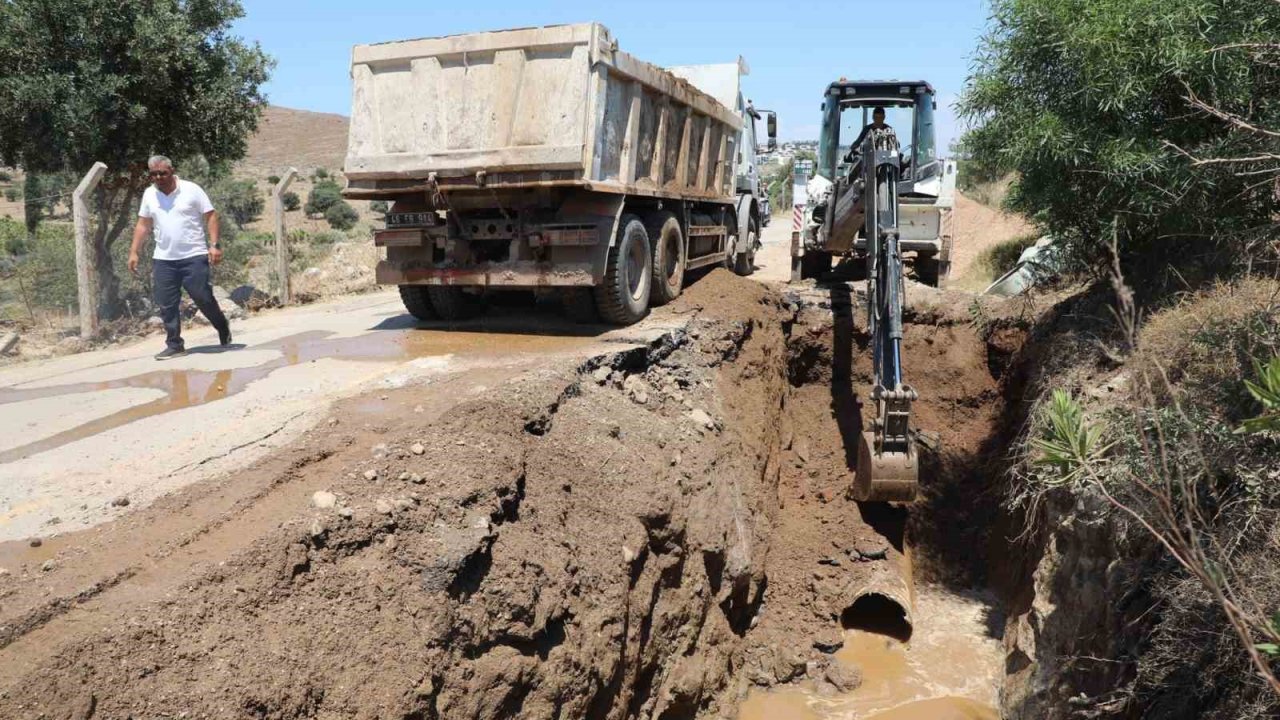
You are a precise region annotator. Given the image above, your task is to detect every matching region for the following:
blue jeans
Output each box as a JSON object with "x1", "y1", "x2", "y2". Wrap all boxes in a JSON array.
[{"x1": 153, "y1": 254, "x2": 229, "y2": 351}]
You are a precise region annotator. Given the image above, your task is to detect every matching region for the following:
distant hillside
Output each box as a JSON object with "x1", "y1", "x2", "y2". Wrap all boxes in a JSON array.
[{"x1": 239, "y1": 106, "x2": 350, "y2": 176}]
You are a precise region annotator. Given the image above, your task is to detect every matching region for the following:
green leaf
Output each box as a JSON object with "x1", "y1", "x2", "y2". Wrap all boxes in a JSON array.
[{"x1": 1256, "y1": 643, "x2": 1280, "y2": 656}]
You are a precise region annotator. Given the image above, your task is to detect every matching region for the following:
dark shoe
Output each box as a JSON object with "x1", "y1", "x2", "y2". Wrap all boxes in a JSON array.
[
  {"x1": 219, "y1": 328, "x2": 233, "y2": 347},
  {"x1": 155, "y1": 347, "x2": 187, "y2": 361}
]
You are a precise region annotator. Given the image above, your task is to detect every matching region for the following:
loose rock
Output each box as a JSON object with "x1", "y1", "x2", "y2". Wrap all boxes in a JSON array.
[
  {"x1": 311, "y1": 491, "x2": 338, "y2": 510},
  {"x1": 375, "y1": 499, "x2": 394, "y2": 515},
  {"x1": 813, "y1": 656, "x2": 862, "y2": 695},
  {"x1": 110, "y1": 496, "x2": 131, "y2": 508},
  {"x1": 40, "y1": 559, "x2": 55, "y2": 572},
  {"x1": 688, "y1": 408, "x2": 716, "y2": 430},
  {"x1": 410, "y1": 443, "x2": 425, "y2": 455},
  {"x1": 363, "y1": 469, "x2": 380, "y2": 481}
]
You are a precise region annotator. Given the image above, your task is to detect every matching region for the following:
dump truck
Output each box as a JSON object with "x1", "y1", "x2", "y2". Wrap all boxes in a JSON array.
[{"x1": 343, "y1": 23, "x2": 776, "y2": 324}]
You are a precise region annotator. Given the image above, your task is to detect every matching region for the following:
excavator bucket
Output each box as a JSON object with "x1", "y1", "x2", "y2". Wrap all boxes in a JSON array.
[{"x1": 853, "y1": 430, "x2": 918, "y2": 503}]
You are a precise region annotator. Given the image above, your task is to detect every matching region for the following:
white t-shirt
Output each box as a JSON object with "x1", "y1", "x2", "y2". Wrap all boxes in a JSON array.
[{"x1": 138, "y1": 179, "x2": 215, "y2": 261}]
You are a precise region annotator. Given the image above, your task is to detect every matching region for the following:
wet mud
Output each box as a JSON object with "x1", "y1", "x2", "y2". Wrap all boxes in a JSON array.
[{"x1": 0, "y1": 326, "x2": 589, "y2": 464}]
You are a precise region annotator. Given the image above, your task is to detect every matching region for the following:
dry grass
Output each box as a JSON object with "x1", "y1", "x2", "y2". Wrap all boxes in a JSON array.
[
  {"x1": 1134, "y1": 278, "x2": 1280, "y2": 407},
  {"x1": 1013, "y1": 275, "x2": 1280, "y2": 717}
]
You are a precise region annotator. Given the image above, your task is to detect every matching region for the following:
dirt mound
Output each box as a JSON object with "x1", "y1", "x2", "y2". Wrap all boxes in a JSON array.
[{"x1": 0, "y1": 271, "x2": 790, "y2": 719}]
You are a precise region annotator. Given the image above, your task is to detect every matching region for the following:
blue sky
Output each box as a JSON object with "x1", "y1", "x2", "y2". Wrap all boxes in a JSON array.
[{"x1": 233, "y1": 0, "x2": 992, "y2": 150}]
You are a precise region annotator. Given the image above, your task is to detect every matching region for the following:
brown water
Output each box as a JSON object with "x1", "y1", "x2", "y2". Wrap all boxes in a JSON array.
[
  {"x1": 738, "y1": 590, "x2": 1001, "y2": 720},
  {"x1": 0, "y1": 328, "x2": 589, "y2": 464}
]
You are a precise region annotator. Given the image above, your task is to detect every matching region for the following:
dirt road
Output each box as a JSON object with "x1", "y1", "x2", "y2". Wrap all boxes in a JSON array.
[{"x1": 0, "y1": 292, "x2": 681, "y2": 543}]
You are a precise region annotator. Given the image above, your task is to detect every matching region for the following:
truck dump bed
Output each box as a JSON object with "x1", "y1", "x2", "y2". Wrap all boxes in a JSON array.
[{"x1": 344, "y1": 23, "x2": 743, "y2": 203}]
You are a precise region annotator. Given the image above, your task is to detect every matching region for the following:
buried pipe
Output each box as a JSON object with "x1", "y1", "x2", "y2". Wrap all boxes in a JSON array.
[
  {"x1": 840, "y1": 511, "x2": 915, "y2": 641},
  {"x1": 842, "y1": 591, "x2": 913, "y2": 643}
]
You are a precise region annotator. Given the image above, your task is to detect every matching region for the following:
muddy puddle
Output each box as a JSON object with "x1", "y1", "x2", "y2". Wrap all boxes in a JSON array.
[
  {"x1": 0, "y1": 327, "x2": 591, "y2": 464},
  {"x1": 739, "y1": 589, "x2": 1002, "y2": 720}
]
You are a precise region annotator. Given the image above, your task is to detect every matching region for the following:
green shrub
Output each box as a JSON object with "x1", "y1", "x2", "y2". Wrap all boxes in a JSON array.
[
  {"x1": 304, "y1": 180, "x2": 342, "y2": 216},
  {"x1": 266, "y1": 174, "x2": 281, "y2": 185},
  {"x1": 1240, "y1": 356, "x2": 1280, "y2": 435},
  {"x1": 3, "y1": 187, "x2": 17, "y2": 202},
  {"x1": 312, "y1": 229, "x2": 345, "y2": 246},
  {"x1": 20, "y1": 224, "x2": 77, "y2": 309},
  {"x1": 217, "y1": 231, "x2": 267, "y2": 287},
  {"x1": 282, "y1": 191, "x2": 300, "y2": 211},
  {"x1": 324, "y1": 201, "x2": 359, "y2": 231},
  {"x1": 213, "y1": 178, "x2": 265, "y2": 228},
  {"x1": 1031, "y1": 389, "x2": 1109, "y2": 487},
  {"x1": 313, "y1": 167, "x2": 330, "y2": 181},
  {"x1": 0, "y1": 170, "x2": 11, "y2": 182},
  {"x1": 961, "y1": 0, "x2": 1280, "y2": 291},
  {"x1": 0, "y1": 216, "x2": 26, "y2": 255},
  {"x1": 370, "y1": 200, "x2": 388, "y2": 215}
]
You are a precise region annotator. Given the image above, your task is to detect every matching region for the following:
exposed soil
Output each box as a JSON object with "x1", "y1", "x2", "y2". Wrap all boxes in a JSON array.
[{"x1": 0, "y1": 271, "x2": 1028, "y2": 719}]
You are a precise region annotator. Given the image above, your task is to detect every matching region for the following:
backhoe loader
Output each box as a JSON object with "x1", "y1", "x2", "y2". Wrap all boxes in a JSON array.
[{"x1": 793, "y1": 80, "x2": 956, "y2": 502}]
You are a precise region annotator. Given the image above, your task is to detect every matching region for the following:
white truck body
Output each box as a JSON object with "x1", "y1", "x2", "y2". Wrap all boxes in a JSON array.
[{"x1": 345, "y1": 23, "x2": 742, "y2": 203}]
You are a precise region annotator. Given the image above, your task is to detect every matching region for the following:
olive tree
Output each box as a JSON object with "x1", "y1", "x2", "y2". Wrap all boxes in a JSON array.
[
  {"x1": 0, "y1": 0, "x2": 273, "y2": 318},
  {"x1": 961, "y1": 0, "x2": 1280, "y2": 293}
]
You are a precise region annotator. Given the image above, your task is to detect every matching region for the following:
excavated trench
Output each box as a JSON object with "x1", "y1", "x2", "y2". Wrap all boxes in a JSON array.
[{"x1": 0, "y1": 271, "x2": 1020, "y2": 719}]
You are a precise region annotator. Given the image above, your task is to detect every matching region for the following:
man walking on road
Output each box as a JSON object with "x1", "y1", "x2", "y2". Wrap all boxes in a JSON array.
[{"x1": 128, "y1": 155, "x2": 233, "y2": 360}]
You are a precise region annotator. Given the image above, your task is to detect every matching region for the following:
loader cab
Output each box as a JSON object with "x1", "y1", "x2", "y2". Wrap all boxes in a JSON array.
[{"x1": 816, "y1": 80, "x2": 939, "y2": 196}]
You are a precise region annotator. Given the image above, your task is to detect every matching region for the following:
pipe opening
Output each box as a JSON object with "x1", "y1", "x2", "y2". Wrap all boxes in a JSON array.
[{"x1": 841, "y1": 592, "x2": 913, "y2": 642}]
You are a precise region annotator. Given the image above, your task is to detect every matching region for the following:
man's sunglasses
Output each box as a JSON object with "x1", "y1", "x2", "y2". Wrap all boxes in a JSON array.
[{"x1": 149, "y1": 170, "x2": 172, "y2": 179}]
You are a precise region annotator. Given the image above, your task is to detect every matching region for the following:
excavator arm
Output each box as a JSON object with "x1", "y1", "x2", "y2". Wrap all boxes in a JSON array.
[{"x1": 849, "y1": 128, "x2": 920, "y2": 502}]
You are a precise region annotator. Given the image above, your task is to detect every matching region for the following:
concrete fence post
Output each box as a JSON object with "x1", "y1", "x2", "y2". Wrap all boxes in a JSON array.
[
  {"x1": 272, "y1": 168, "x2": 299, "y2": 306},
  {"x1": 73, "y1": 162, "x2": 108, "y2": 339}
]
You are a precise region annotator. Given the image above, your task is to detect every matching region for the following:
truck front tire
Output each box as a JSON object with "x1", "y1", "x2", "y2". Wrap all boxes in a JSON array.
[
  {"x1": 399, "y1": 285, "x2": 436, "y2": 321},
  {"x1": 595, "y1": 214, "x2": 652, "y2": 325},
  {"x1": 647, "y1": 212, "x2": 685, "y2": 306}
]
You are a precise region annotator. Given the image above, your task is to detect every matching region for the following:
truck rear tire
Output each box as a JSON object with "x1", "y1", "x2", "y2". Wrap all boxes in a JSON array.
[
  {"x1": 398, "y1": 285, "x2": 436, "y2": 321},
  {"x1": 427, "y1": 286, "x2": 482, "y2": 321},
  {"x1": 733, "y1": 219, "x2": 758, "y2": 276},
  {"x1": 647, "y1": 212, "x2": 685, "y2": 306},
  {"x1": 594, "y1": 214, "x2": 652, "y2": 325}
]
